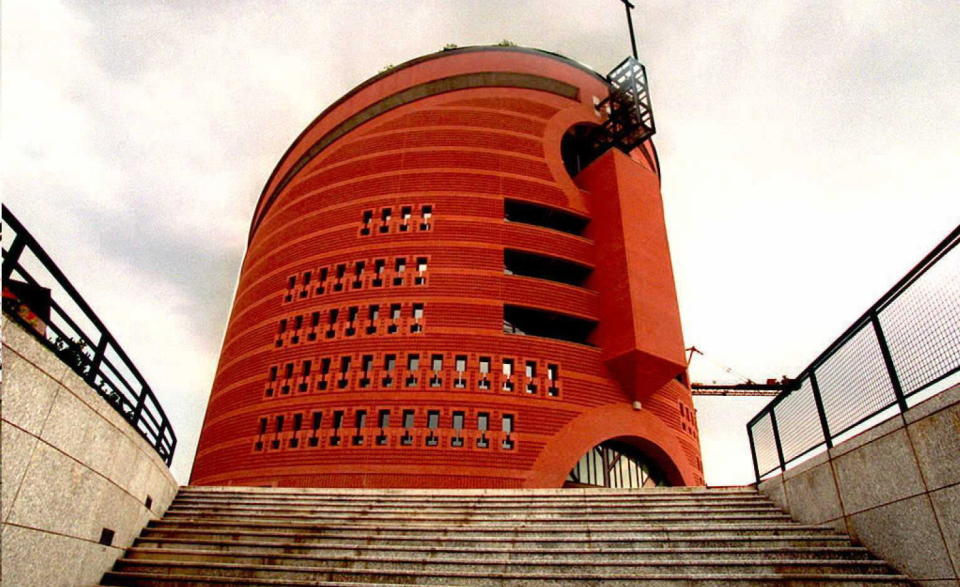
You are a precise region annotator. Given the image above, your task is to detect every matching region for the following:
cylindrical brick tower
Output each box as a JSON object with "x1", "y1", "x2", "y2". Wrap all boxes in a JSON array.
[{"x1": 191, "y1": 46, "x2": 703, "y2": 488}]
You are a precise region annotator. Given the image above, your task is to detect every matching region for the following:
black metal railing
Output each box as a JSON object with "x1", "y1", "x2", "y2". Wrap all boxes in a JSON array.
[
  {"x1": 747, "y1": 224, "x2": 960, "y2": 482},
  {"x1": 2, "y1": 206, "x2": 177, "y2": 465}
]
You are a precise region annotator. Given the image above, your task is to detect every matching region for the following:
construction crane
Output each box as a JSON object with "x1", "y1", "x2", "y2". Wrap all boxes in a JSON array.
[
  {"x1": 685, "y1": 346, "x2": 793, "y2": 397},
  {"x1": 690, "y1": 383, "x2": 785, "y2": 397}
]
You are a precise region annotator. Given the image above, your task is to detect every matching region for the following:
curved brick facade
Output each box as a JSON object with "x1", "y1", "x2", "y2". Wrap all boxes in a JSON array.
[{"x1": 191, "y1": 47, "x2": 704, "y2": 488}]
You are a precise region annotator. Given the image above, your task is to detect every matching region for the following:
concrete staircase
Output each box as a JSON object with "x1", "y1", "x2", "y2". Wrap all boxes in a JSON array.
[{"x1": 101, "y1": 486, "x2": 911, "y2": 586}]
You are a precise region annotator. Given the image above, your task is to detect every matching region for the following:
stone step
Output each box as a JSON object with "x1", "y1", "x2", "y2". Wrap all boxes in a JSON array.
[
  {"x1": 107, "y1": 559, "x2": 906, "y2": 583},
  {"x1": 105, "y1": 487, "x2": 910, "y2": 585},
  {"x1": 166, "y1": 502, "x2": 782, "y2": 516},
  {"x1": 178, "y1": 486, "x2": 761, "y2": 496},
  {"x1": 100, "y1": 573, "x2": 404, "y2": 587},
  {"x1": 148, "y1": 518, "x2": 831, "y2": 537},
  {"x1": 100, "y1": 570, "x2": 912, "y2": 586},
  {"x1": 174, "y1": 493, "x2": 773, "y2": 504},
  {"x1": 173, "y1": 489, "x2": 764, "y2": 506},
  {"x1": 176, "y1": 494, "x2": 769, "y2": 508},
  {"x1": 127, "y1": 543, "x2": 876, "y2": 562},
  {"x1": 160, "y1": 509, "x2": 793, "y2": 525},
  {"x1": 139, "y1": 527, "x2": 855, "y2": 550}
]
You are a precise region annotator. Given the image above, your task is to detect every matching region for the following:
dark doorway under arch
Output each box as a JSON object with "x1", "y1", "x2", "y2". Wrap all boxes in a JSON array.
[
  {"x1": 560, "y1": 123, "x2": 601, "y2": 177},
  {"x1": 565, "y1": 440, "x2": 667, "y2": 488}
]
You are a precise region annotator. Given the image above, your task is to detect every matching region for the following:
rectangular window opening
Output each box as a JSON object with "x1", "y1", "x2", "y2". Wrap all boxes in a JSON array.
[
  {"x1": 401, "y1": 409, "x2": 415, "y2": 446},
  {"x1": 504, "y1": 199, "x2": 588, "y2": 235},
  {"x1": 452, "y1": 411, "x2": 464, "y2": 447},
  {"x1": 353, "y1": 410, "x2": 367, "y2": 445},
  {"x1": 503, "y1": 305, "x2": 597, "y2": 345},
  {"x1": 477, "y1": 412, "x2": 489, "y2": 448},
  {"x1": 377, "y1": 409, "x2": 390, "y2": 445},
  {"x1": 502, "y1": 414, "x2": 515, "y2": 450},
  {"x1": 426, "y1": 410, "x2": 439, "y2": 446},
  {"x1": 331, "y1": 410, "x2": 343, "y2": 445},
  {"x1": 504, "y1": 249, "x2": 591, "y2": 287},
  {"x1": 420, "y1": 205, "x2": 433, "y2": 230}
]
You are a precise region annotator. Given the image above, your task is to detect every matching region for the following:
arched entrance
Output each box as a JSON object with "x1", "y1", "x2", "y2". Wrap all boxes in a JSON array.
[
  {"x1": 565, "y1": 439, "x2": 667, "y2": 488},
  {"x1": 560, "y1": 122, "x2": 601, "y2": 177}
]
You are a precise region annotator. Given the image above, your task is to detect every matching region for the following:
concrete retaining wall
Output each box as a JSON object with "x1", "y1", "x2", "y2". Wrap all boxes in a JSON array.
[
  {"x1": 1, "y1": 318, "x2": 179, "y2": 586},
  {"x1": 758, "y1": 383, "x2": 960, "y2": 584}
]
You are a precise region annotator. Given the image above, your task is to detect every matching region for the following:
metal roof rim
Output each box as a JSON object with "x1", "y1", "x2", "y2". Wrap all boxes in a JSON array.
[{"x1": 247, "y1": 46, "x2": 609, "y2": 244}]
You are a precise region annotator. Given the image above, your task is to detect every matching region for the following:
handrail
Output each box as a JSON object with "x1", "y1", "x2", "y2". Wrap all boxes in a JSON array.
[
  {"x1": 2, "y1": 205, "x2": 177, "y2": 465},
  {"x1": 747, "y1": 224, "x2": 960, "y2": 482}
]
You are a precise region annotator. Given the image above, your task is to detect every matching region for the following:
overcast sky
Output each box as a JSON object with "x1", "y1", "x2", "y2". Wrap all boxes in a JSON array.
[{"x1": 3, "y1": 0, "x2": 958, "y2": 485}]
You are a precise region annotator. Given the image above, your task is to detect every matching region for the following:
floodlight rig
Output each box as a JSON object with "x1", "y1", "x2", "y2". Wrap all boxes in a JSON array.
[
  {"x1": 591, "y1": 57, "x2": 657, "y2": 157},
  {"x1": 585, "y1": 1, "x2": 656, "y2": 161}
]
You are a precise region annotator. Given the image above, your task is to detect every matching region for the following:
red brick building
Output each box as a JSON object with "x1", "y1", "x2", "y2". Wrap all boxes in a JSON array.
[{"x1": 191, "y1": 46, "x2": 704, "y2": 488}]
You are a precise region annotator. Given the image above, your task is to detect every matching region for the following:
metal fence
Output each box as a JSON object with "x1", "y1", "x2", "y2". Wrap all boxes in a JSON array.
[
  {"x1": 2, "y1": 206, "x2": 177, "y2": 465},
  {"x1": 747, "y1": 225, "x2": 960, "y2": 482}
]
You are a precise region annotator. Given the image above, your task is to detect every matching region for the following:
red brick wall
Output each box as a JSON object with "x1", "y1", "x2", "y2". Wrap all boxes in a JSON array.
[{"x1": 191, "y1": 48, "x2": 704, "y2": 488}]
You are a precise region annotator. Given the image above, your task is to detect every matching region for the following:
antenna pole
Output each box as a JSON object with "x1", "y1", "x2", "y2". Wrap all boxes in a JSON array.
[{"x1": 620, "y1": 0, "x2": 639, "y2": 59}]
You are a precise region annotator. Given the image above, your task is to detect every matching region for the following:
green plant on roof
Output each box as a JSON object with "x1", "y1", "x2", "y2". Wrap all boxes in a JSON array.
[{"x1": 496, "y1": 39, "x2": 517, "y2": 47}]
